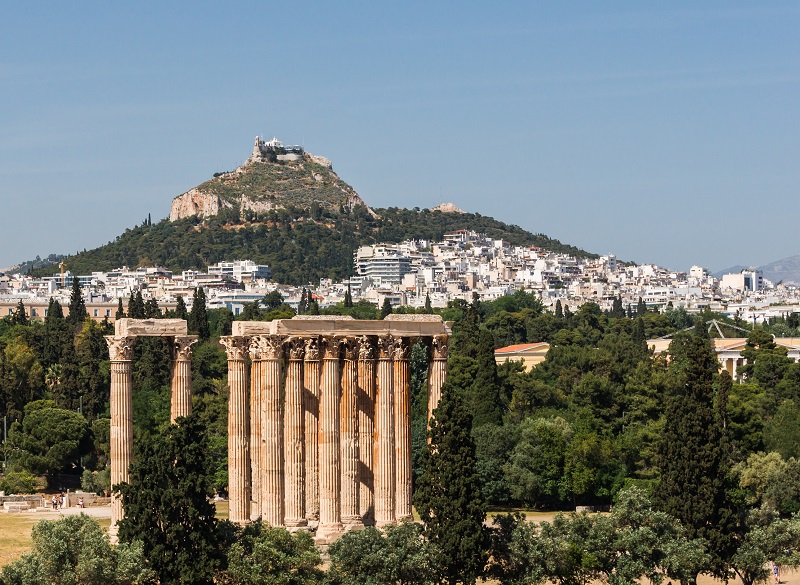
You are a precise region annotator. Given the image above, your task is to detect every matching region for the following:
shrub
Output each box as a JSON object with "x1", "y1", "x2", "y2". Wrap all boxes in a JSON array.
[{"x1": 0, "y1": 470, "x2": 39, "y2": 495}]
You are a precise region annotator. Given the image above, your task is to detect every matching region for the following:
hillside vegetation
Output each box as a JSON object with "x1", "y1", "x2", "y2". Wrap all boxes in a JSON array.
[
  {"x1": 36, "y1": 207, "x2": 595, "y2": 284},
  {"x1": 194, "y1": 158, "x2": 364, "y2": 213}
]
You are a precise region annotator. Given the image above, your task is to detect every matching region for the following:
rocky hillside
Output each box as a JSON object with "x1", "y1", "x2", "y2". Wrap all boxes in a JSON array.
[{"x1": 170, "y1": 150, "x2": 371, "y2": 221}]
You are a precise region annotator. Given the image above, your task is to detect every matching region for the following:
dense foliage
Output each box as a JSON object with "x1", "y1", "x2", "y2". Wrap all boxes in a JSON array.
[{"x1": 32, "y1": 206, "x2": 594, "y2": 284}]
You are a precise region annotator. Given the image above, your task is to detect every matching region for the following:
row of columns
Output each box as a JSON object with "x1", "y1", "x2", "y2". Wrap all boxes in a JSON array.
[
  {"x1": 105, "y1": 321, "x2": 449, "y2": 545},
  {"x1": 105, "y1": 335, "x2": 198, "y2": 542},
  {"x1": 221, "y1": 333, "x2": 448, "y2": 542}
]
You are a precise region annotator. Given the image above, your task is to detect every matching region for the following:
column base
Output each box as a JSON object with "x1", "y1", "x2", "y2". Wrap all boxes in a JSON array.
[
  {"x1": 284, "y1": 517, "x2": 308, "y2": 529},
  {"x1": 395, "y1": 513, "x2": 413, "y2": 522},
  {"x1": 108, "y1": 522, "x2": 119, "y2": 545},
  {"x1": 375, "y1": 518, "x2": 395, "y2": 528},
  {"x1": 342, "y1": 515, "x2": 363, "y2": 528},
  {"x1": 315, "y1": 522, "x2": 344, "y2": 544}
]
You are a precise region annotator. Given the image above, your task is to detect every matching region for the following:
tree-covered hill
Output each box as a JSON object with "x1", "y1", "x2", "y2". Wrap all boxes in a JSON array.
[{"x1": 34, "y1": 207, "x2": 596, "y2": 285}]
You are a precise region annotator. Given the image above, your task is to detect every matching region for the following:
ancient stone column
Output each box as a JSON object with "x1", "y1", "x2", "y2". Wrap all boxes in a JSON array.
[
  {"x1": 340, "y1": 339, "x2": 360, "y2": 527},
  {"x1": 317, "y1": 336, "x2": 343, "y2": 542},
  {"x1": 260, "y1": 335, "x2": 285, "y2": 526},
  {"x1": 221, "y1": 336, "x2": 251, "y2": 525},
  {"x1": 106, "y1": 335, "x2": 134, "y2": 543},
  {"x1": 428, "y1": 334, "x2": 449, "y2": 422},
  {"x1": 283, "y1": 338, "x2": 306, "y2": 528},
  {"x1": 393, "y1": 337, "x2": 412, "y2": 520},
  {"x1": 357, "y1": 336, "x2": 376, "y2": 524},
  {"x1": 169, "y1": 336, "x2": 198, "y2": 423},
  {"x1": 248, "y1": 340, "x2": 264, "y2": 519},
  {"x1": 303, "y1": 338, "x2": 321, "y2": 524},
  {"x1": 374, "y1": 335, "x2": 396, "y2": 526}
]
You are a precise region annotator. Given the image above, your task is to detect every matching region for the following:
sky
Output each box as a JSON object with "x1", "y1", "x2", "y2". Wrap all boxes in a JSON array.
[{"x1": 1, "y1": 1, "x2": 798, "y2": 273}]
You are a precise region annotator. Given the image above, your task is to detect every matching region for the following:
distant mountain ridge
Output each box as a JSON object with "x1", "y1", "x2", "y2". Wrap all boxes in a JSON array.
[{"x1": 714, "y1": 254, "x2": 800, "y2": 285}]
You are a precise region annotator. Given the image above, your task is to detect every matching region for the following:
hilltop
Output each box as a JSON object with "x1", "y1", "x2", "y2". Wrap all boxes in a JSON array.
[
  {"x1": 170, "y1": 137, "x2": 372, "y2": 222},
  {"x1": 31, "y1": 138, "x2": 597, "y2": 284}
]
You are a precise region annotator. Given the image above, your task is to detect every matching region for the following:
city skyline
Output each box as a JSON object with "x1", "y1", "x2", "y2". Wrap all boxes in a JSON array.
[{"x1": 1, "y1": 2, "x2": 798, "y2": 273}]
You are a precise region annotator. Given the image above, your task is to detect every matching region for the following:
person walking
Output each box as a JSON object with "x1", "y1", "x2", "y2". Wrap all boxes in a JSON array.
[{"x1": 773, "y1": 562, "x2": 780, "y2": 584}]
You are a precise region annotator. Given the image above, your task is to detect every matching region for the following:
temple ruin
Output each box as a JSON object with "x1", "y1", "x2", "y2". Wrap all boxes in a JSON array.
[{"x1": 106, "y1": 315, "x2": 450, "y2": 544}]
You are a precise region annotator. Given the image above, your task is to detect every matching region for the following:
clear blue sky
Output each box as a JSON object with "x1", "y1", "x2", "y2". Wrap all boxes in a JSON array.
[{"x1": 2, "y1": 2, "x2": 798, "y2": 273}]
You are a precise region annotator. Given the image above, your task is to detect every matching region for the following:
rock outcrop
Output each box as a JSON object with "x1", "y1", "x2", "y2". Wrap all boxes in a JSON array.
[
  {"x1": 169, "y1": 144, "x2": 373, "y2": 222},
  {"x1": 170, "y1": 188, "x2": 226, "y2": 221}
]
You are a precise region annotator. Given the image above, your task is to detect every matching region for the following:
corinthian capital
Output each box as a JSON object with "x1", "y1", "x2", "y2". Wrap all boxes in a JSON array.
[
  {"x1": 321, "y1": 336, "x2": 343, "y2": 360},
  {"x1": 377, "y1": 335, "x2": 394, "y2": 360},
  {"x1": 172, "y1": 336, "x2": 199, "y2": 361},
  {"x1": 357, "y1": 336, "x2": 375, "y2": 361},
  {"x1": 342, "y1": 338, "x2": 359, "y2": 361},
  {"x1": 391, "y1": 337, "x2": 410, "y2": 361},
  {"x1": 220, "y1": 336, "x2": 249, "y2": 361},
  {"x1": 285, "y1": 337, "x2": 306, "y2": 361},
  {"x1": 105, "y1": 336, "x2": 135, "y2": 361},
  {"x1": 431, "y1": 334, "x2": 449, "y2": 360},
  {"x1": 304, "y1": 337, "x2": 320, "y2": 361}
]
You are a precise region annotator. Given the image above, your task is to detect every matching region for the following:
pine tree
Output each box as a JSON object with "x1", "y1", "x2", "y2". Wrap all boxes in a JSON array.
[
  {"x1": 117, "y1": 413, "x2": 222, "y2": 585},
  {"x1": 67, "y1": 277, "x2": 87, "y2": 327},
  {"x1": 175, "y1": 296, "x2": 188, "y2": 321},
  {"x1": 115, "y1": 298, "x2": 125, "y2": 321},
  {"x1": 653, "y1": 329, "x2": 738, "y2": 581},
  {"x1": 189, "y1": 287, "x2": 210, "y2": 341},
  {"x1": 414, "y1": 383, "x2": 487, "y2": 585}
]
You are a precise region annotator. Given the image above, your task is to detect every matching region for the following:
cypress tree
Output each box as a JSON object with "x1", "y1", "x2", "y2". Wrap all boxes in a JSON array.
[
  {"x1": 144, "y1": 298, "x2": 161, "y2": 318},
  {"x1": 380, "y1": 297, "x2": 393, "y2": 319},
  {"x1": 12, "y1": 299, "x2": 28, "y2": 326},
  {"x1": 189, "y1": 287, "x2": 210, "y2": 341},
  {"x1": 424, "y1": 293, "x2": 433, "y2": 314},
  {"x1": 637, "y1": 296, "x2": 647, "y2": 317},
  {"x1": 610, "y1": 295, "x2": 624, "y2": 318},
  {"x1": 653, "y1": 330, "x2": 738, "y2": 581},
  {"x1": 468, "y1": 329, "x2": 503, "y2": 427},
  {"x1": 414, "y1": 383, "x2": 486, "y2": 585},
  {"x1": 115, "y1": 298, "x2": 125, "y2": 321},
  {"x1": 117, "y1": 413, "x2": 221, "y2": 585},
  {"x1": 67, "y1": 277, "x2": 87, "y2": 327},
  {"x1": 128, "y1": 290, "x2": 146, "y2": 319},
  {"x1": 555, "y1": 299, "x2": 563, "y2": 319},
  {"x1": 175, "y1": 296, "x2": 188, "y2": 321},
  {"x1": 344, "y1": 283, "x2": 353, "y2": 308}
]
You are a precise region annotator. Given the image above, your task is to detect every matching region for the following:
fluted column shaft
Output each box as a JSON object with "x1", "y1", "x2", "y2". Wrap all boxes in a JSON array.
[
  {"x1": 106, "y1": 336, "x2": 134, "y2": 543},
  {"x1": 317, "y1": 337, "x2": 343, "y2": 541},
  {"x1": 170, "y1": 336, "x2": 198, "y2": 423},
  {"x1": 428, "y1": 335, "x2": 449, "y2": 423},
  {"x1": 393, "y1": 337, "x2": 412, "y2": 520},
  {"x1": 284, "y1": 339, "x2": 306, "y2": 527},
  {"x1": 248, "y1": 344, "x2": 264, "y2": 518},
  {"x1": 260, "y1": 336, "x2": 284, "y2": 526},
  {"x1": 341, "y1": 340, "x2": 360, "y2": 525},
  {"x1": 357, "y1": 337, "x2": 376, "y2": 524},
  {"x1": 222, "y1": 336, "x2": 251, "y2": 525},
  {"x1": 374, "y1": 335, "x2": 396, "y2": 526},
  {"x1": 303, "y1": 339, "x2": 321, "y2": 523}
]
